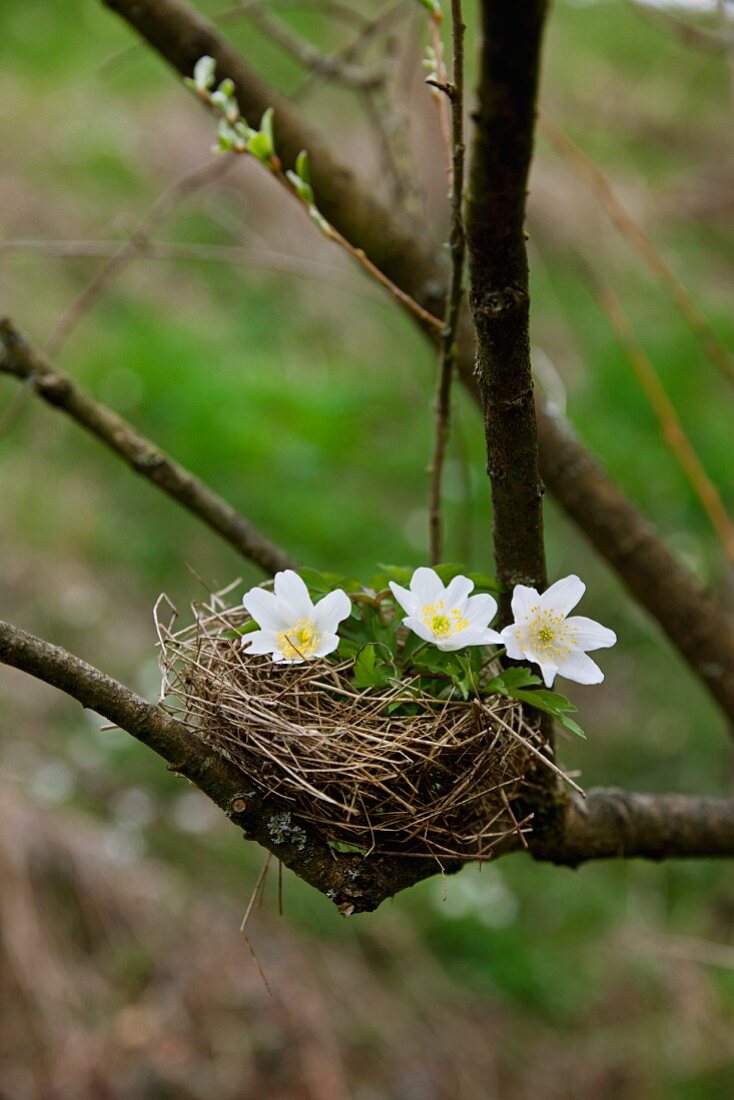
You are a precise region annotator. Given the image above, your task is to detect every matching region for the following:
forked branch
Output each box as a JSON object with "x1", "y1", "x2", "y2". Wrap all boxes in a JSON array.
[{"x1": 98, "y1": 0, "x2": 734, "y2": 725}]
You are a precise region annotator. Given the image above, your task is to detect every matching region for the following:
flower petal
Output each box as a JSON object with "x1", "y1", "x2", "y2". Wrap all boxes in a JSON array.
[
  {"x1": 464, "y1": 592, "x2": 499, "y2": 627},
  {"x1": 565, "y1": 616, "x2": 616, "y2": 651},
  {"x1": 537, "y1": 659, "x2": 559, "y2": 688},
  {"x1": 500, "y1": 624, "x2": 525, "y2": 660},
  {"x1": 313, "y1": 632, "x2": 341, "y2": 659},
  {"x1": 242, "y1": 587, "x2": 289, "y2": 631},
  {"x1": 389, "y1": 581, "x2": 418, "y2": 616},
  {"x1": 313, "y1": 588, "x2": 352, "y2": 634},
  {"x1": 540, "y1": 574, "x2": 585, "y2": 617},
  {"x1": 402, "y1": 616, "x2": 437, "y2": 644},
  {"x1": 443, "y1": 573, "x2": 474, "y2": 609},
  {"x1": 511, "y1": 584, "x2": 540, "y2": 622},
  {"x1": 273, "y1": 569, "x2": 313, "y2": 619},
  {"x1": 409, "y1": 567, "x2": 444, "y2": 605},
  {"x1": 558, "y1": 650, "x2": 604, "y2": 685},
  {"x1": 440, "y1": 626, "x2": 503, "y2": 651},
  {"x1": 241, "y1": 629, "x2": 278, "y2": 655}
]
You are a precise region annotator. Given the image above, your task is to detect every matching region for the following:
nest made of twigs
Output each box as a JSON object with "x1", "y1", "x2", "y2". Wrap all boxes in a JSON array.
[{"x1": 156, "y1": 590, "x2": 553, "y2": 861}]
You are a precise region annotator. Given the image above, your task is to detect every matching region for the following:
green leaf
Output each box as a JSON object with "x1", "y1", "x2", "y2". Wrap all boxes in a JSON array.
[
  {"x1": 465, "y1": 570, "x2": 501, "y2": 593},
  {"x1": 285, "y1": 169, "x2": 314, "y2": 205},
  {"x1": 296, "y1": 149, "x2": 310, "y2": 183},
  {"x1": 260, "y1": 107, "x2": 274, "y2": 147},
  {"x1": 416, "y1": 0, "x2": 442, "y2": 17},
  {"x1": 376, "y1": 564, "x2": 414, "y2": 585},
  {"x1": 485, "y1": 666, "x2": 541, "y2": 694},
  {"x1": 297, "y1": 567, "x2": 361, "y2": 595},
  {"x1": 247, "y1": 130, "x2": 273, "y2": 162},
  {"x1": 432, "y1": 562, "x2": 466, "y2": 583},
  {"x1": 511, "y1": 688, "x2": 587, "y2": 740},
  {"x1": 557, "y1": 714, "x2": 587, "y2": 740},
  {"x1": 352, "y1": 644, "x2": 394, "y2": 690},
  {"x1": 337, "y1": 637, "x2": 362, "y2": 660},
  {"x1": 327, "y1": 839, "x2": 366, "y2": 854}
]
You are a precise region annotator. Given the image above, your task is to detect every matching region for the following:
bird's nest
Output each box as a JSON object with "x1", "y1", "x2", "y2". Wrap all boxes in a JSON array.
[{"x1": 156, "y1": 590, "x2": 557, "y2": 861}]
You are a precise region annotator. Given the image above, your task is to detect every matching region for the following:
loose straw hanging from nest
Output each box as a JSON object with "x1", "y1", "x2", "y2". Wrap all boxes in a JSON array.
[{"x1": 156, "y1": 590, "x2": 560, "y2": 861}]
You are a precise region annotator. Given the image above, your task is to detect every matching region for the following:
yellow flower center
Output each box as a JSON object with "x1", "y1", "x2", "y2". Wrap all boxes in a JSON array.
[
  {"x1": 515, "y1": 606, "x2": 577, "y2": 659},
  {"x1": 422, "y1": 600, "x2": 469, "y2": 639},
  {"x1": 277, "y1": 619, "x2": 320, "y2": 660}
]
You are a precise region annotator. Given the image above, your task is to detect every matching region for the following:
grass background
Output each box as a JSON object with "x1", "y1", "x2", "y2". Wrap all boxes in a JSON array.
[{"x1": 1, "y1": 0, "x2": 733, "y2": 1095}]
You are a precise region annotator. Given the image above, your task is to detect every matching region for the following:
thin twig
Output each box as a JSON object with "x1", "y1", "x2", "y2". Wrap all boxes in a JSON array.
[
  {"x1": 429, "y1": 10, "x2": 453, "y2": 182},
  {"x1": 0, "y1": 237, "x2": 385, "y2": 302},
  {"x1": 429, "y1": 0, "x2": 465, "y2": 564},
  {"x1": 0, "y1": 320, "x2": 296, "y2": 576},
  {"x1": 627, "y1": 0, "x2": 734, "y2": 55},
  {"x1": 293, "y1": 0, "x2": 408, "y2": 99},
  {"x1": 240, "y1": 852, "x2": 274, "y2": 996},
  {"x1": 591, "y1": 277, "x2": 734, "y2": 564},
  {"x1": 541, "y1": 113, "x2": 734, "y2": 390},
  {"x1": 223, "y1": 142, "x2": 443, "y2": 331},
  {"x1": 239, "y1": 1, "x2": 384, "y2": 90}
]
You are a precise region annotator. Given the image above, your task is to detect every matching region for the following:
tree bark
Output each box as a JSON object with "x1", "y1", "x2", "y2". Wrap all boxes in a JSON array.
[{"x1": 465, "y1": 0, "x2": 548, "y2": 613}]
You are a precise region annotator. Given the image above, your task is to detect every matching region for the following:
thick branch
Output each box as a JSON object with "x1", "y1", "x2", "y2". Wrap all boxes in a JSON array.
[
  {"x1": 3, "y1": 620, "x2": 734, "y2": 884},
  {"x1": 536, "y1": 787, "x2": 734, "y2": 865},
  {"x1": 0, "y1": 619, "x2": 453, "y2": 913},
  {"x1": 537, "y1": 408, "x2": 734, "y2": 723},
  {"x1": 0, "y1": 320, "x2": 294, "y2": 577},
  {"x1": 465, "y1": 0, "x2": 548, "y2": 610},
  {"x1": 98, "y1": 0, "x2": 734, "y2": 726}
]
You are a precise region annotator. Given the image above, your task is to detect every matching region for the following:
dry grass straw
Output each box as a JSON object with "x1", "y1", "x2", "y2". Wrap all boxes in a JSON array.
[{"x1": 156, "y1": 588, "x2": 560, "y2": 861}]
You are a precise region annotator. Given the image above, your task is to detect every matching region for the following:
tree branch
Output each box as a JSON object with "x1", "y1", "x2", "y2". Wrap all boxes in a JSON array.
[
  {"x1": 0, "y1": 320, "x2": 295, "y2": 577},
  {"x1": 537, "y1": 405, "x2": 734, "y2": 725},
  {"x1": 101, "y1": 0, "x2": 447, "y2": 329},
  {"x1": 0, "y1": 618, "x2": 455, "y2": 914},
  {"x1": 536, "y1": 787, "x2": 734, "y2": 865},
  {"x1": 98, "y1": 0, "x2": 734, "y2": 727},
  {"x1": 3, "y1": 619, "x2": 734, "y2": 902},
  {"x1": 465, "y1": 0, "x2": 548, "y2": 613}
]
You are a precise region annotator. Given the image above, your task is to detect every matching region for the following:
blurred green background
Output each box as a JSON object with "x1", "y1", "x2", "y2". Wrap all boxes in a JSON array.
[{"x1": 1, "y1": 0, "x2": 733, "y2": 1096}]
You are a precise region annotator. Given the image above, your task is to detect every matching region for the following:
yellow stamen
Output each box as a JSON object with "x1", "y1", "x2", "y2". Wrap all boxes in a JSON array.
[
  {"x1": 518, "y1": 608, "x2": 577, "y2": 660},
  {"x1": 277, "y1": 618, "x2": 320, "y2": 660},
  {"x1": 422, "y1": 601, "x2": 469, "y2": 639}
]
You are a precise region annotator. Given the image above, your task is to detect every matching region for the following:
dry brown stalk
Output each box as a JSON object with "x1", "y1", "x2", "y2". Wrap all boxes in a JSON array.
[
  {"x1": 429, "y1": 0, "x2": 466, "y2": 564},
  {"x1": 593, "y1": 280, "x2": 734, "y2": 565},
  {"x1": 541, "y1": 113, "x2": 734, "y2": 390}
]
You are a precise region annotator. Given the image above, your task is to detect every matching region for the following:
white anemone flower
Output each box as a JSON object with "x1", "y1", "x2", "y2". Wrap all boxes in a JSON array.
[
  {"x1": 500, "y1": 574, "x2": 616, "y2": 688},
  {"x1": 241, "y1": 570, "x2": 351, "y2": 664},
  {"x1": 389, "y1": 567, "x2": 503, "y2": 652}
]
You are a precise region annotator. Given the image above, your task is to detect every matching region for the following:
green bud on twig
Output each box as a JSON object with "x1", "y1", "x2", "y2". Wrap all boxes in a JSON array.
[
  {"x1": 285, "y1": 169, "x2": 314, "y2": 205},
  {"x1": 191, "y1": 54, "x2": 216, "y2": 92},
  {"x1": 415, "y1": 0, "x2": 442, "y2": 18},
  {"x1": 308, "y1": 206, "x2": 333, "y2": 237},
  {"x1": 295, "y1": 150, "x2": 310, "y2": 185}
]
